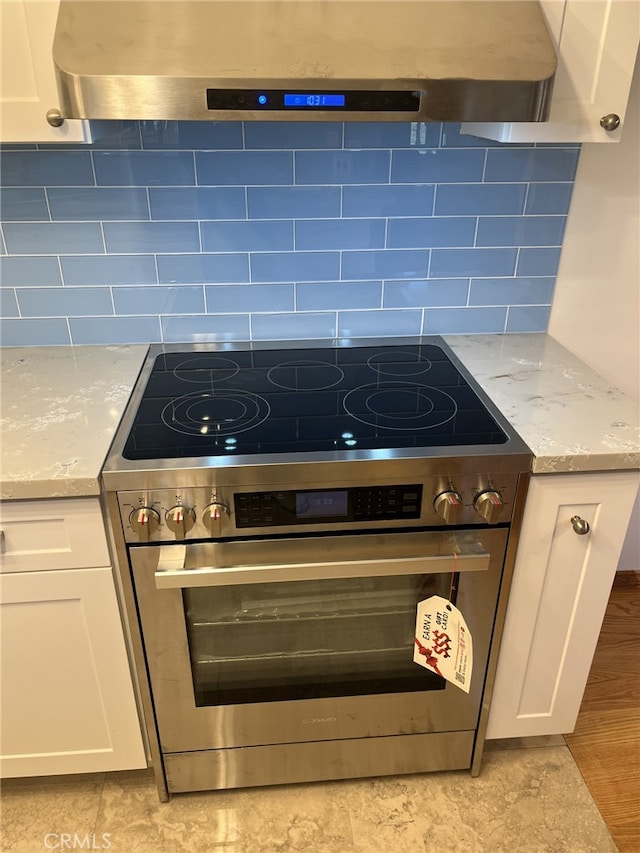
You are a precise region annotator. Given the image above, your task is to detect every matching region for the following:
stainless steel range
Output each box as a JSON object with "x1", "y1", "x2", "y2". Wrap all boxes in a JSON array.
[{"x1": 102, "y1": 336, "x2": 531, "y2": 800}]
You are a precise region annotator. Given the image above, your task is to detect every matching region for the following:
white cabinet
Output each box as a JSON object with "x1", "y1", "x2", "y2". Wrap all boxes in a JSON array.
[
  {"x1": 463, "y1": 0, "x2": 640, "y2": 143},
  {"x1": 0, "y1": 498, "x2": 146, "y2": 777},
  {"x1": 487, "y1": 470, "x2": 640, "y2": 739},
  {"x1": 0, "y1": 0, "x2": 89, "y2": 143}
]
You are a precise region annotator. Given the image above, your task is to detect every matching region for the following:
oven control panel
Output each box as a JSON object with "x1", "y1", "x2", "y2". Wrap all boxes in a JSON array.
[
  {"x1": 115, "y1": 473, "x2": 519, "y2": 542},
  {"x1": 234, "y1": 485, "x2": 423, "y2": 528}
]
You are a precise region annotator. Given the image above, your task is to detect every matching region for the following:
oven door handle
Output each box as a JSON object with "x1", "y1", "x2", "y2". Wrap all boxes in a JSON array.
[{"x1": 153, "y1": 542, "x2": 491, "y2": 589}]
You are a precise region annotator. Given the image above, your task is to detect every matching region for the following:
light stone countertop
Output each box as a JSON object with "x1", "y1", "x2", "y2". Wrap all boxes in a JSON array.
[
  {"x1": 0, "y1": 345, "x2": 148, "y2": 500},
  {"x1": 1, "y1": 335, "x2": 638, "y2": 502},
  {"x1": 445, "y1": 334, "x2": 640, "y2": 474}
]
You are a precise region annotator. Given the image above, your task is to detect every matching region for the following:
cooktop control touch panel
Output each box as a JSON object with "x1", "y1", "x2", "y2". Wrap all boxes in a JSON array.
[{"x1": 234, "y1": 484, "x2": 423, "y2": 528}]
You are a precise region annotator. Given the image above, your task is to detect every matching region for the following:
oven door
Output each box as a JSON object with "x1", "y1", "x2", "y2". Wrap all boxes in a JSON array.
[{"x1": 130, "y1": 527, "x2": 508, "y2": 754}]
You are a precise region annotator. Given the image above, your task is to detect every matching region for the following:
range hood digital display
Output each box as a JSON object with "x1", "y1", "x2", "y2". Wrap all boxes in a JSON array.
[
  {"x1": 206, "y1": 90, "x2": 422, "y2": 112},
  {"x1": 283, "y1": 94, "x2": 346, "y2": 108}
]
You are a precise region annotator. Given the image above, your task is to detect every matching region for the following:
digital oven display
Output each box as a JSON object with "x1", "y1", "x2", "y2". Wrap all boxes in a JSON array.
[{"x1": 296, "y1": 491, "x2": 349, "y2": 518}]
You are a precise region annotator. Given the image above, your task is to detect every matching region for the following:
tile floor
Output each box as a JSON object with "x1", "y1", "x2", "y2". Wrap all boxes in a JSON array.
[{"x1": 1, "y1": 739, "x2": 617, "y2": 853}]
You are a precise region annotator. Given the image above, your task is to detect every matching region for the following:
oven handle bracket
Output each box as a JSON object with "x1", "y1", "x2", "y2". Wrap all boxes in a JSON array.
[{"x1": 153, "y1": 544, "x2": 490, "y2": 589}]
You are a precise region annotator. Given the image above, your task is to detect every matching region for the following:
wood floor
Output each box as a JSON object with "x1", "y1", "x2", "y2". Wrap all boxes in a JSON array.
[{"x1": 565, "y1": 570, "x2": 640, "y2": 853}]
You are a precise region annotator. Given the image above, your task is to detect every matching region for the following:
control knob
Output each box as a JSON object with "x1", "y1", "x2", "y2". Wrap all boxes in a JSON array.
[
  {"x1": 128, "y1": 506, "x2": 161, "y2": 541},
  {"x1": 202, "y1": 500, "x2": 230, "y2": 534},
  {"x1": 165, "y1": 504, "x2": 196, "y2": 539},
  {"x1": 473, "y1": 490, "x2": 504, "y2": 524},
  {"x1": 433, "y1": 490, "x2": 463, "y2": 524}
]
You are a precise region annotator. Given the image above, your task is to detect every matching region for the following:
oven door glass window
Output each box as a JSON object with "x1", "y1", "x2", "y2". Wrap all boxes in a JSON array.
[{"x1": 183, "y1": 573, "x2": 452, "y2": 706}]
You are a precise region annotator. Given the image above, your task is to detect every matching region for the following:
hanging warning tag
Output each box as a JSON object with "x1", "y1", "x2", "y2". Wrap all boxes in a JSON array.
[{"x1": 413, "y1": 595, "x2": 473, "y2": 693}]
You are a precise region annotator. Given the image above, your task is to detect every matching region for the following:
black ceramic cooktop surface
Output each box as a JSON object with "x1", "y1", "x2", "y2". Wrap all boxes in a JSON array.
[{"x1": 122, "y1": 343, "x2": 507, "y2": 460}]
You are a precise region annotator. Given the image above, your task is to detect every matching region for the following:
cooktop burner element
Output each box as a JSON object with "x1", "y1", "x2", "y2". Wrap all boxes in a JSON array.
[
  {"x1": 161, "y1": 389, "x2": 271, "y2": 437},
  {"x1": 267, "y1": 360, "x2": 345, "y2": 391},
  {"x1": 122, "y1": 342, "x2": 507, "y2": 461}
]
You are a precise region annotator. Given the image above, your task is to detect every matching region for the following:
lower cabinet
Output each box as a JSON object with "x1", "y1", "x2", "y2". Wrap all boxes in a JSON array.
[
  {"x1": 0, "y1": 499, "x2": 146, "y2": 777},
  {"x1": 487, "y1": 470, "x2": 639, "y2": 739}
]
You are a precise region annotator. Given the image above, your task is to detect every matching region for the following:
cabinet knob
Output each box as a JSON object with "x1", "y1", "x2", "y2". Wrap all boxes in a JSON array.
[
  {"x1": 46, "y1": 108, "x2": 65, "y2": 128},
  {"x1": 570, "y1": 515, "x2": 590, "y2": 535},
  {"x1": 600, "y1": 113, "x2": 621, "y2": 132}
]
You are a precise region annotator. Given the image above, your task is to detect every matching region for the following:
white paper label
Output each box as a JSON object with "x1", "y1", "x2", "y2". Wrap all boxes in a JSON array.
[{"x1": 413, "y1": 595, "x2": 473, "y2": 693}]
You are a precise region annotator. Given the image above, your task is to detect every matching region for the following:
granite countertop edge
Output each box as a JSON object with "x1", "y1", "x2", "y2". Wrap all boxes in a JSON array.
[
  {"x1": 0, "y1": 344, "x2": 149, "y2": 502},
  {"x1": 444, "y1": 333, "x2": 640, "y2": 476},
  {"x1": 1, "y1": 335, "x2": 638, "y2": 502}
]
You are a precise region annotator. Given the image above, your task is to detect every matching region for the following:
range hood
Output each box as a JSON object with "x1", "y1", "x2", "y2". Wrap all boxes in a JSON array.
[{"x1": 53, "y1": 0, "x2": 557, "y2": 123}]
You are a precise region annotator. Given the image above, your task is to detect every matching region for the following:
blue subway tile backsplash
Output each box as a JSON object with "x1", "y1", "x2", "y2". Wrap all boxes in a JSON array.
[
  {"x1": 157, "y1": 253, "x2": 249, "y2": 284},
  {"x1": 48, "y1": 187, "x2": 150, "y2": 221},
  {"x1": 1, "y1": 256, "x2": 62, "y2": 287},
  {"x1": 102, "y1": 221, "x2": 200, "y2": 254},
  {"x1": 0, "y1": 121, "x2": 579, "y2": 346},
  {"x1": 1, "y1": 151, "x2": 94, "y2": 186},
  {"x1": 434, "y1": 184, "x2": 526, "y2": 216},
  {"x1": 206, "y1": 283, "x2": 295, "y2": 314},
  {"x1": 17, "y1": 286, "x2": 113, "y2": 318},
  {"x1": 149, "y1": 187, "x2": 246, "y2": 221},
  {"x1": 3, "y1": 222, "x2": 104, "y2": 255},
  {"x1": 202, "y1": 220, "x2": 293, "y2": 253},
  {"x1": 386, "y1": 217, "x2": 476, "y2": 249},
  {"x1": 516, "y1": 247, "x2": 563, "y2": 277},
  {"x1": 342, "y1": 184, "x2": 434, "y2": 218},
  {"x1": 0, "y1": 188, "x2": 50, "y2": 221},
  {"x1": 60, "y1": 255, "x2": 157, "y2": 286},
  {"x1": 112, "y1": 285, "x2": 206, "y2": 316},
  {"x1": 484, "y1": 148, "x2": 580, "y2": 183},
  {"x1": 1, "y1": 318, "x2": 71, "y2": 346},
  {"x1": 196, "y1": 151, "x2": 293, "y2": 185},
  {"x1": 295, "y1": 219, "x2": 385, "y2": 251},
  {"x1": 93, "y1": 151, "x2": 196, "y2": 186},
  {"x1": 391, "y1": 149, "x2": 485, "y2": 184},
  {"x1": 0, "y1": 288, "x2": 19, "y2": 317}
]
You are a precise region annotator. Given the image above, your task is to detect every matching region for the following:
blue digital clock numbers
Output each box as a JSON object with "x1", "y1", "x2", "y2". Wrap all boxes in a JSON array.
[{"x1": 283, "y1": 93, "x2": 346, "y2": 108}]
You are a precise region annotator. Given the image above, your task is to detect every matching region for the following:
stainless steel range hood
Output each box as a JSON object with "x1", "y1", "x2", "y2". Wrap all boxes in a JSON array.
[{"x1": 53, "y1": 0, "x2": 557, "y2": 123}]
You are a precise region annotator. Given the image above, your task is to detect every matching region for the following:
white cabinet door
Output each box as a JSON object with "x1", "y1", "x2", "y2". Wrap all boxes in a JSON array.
[
  {"x1": 0, "y1": 566, "x2": 146, "y2": 776},
  {"x1": 463, "y1": 0, "x2": 640, "y2": 143},
  {"x1": 0, "y1": 0, "x2": 89, "y2": 142},
  {"x1": 487, "y1": 470, "x2": 640, "y2": 739}
]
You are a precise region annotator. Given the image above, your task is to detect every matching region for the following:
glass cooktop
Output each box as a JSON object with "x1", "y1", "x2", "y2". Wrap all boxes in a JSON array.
[{"x1": 122, "y1": 343, "x2": 507, "y2": 460}]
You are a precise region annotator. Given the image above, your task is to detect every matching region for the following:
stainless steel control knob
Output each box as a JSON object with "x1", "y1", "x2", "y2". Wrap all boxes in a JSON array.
[
  {"x1": 165, "y1": 505, "x2": 196, "y2": 538},
  {"x1": 473, "y1": 490, "x2": 504, "y2": 524},
  {"x1": 128, "y1": 506, "x2": 161, "y2": 541},
  {"x1": 433, "y1": 490, "x2": 463, "y2": 524},
  {"x1": 202, "y1": 501, "x2": 230, "y2": 533}
]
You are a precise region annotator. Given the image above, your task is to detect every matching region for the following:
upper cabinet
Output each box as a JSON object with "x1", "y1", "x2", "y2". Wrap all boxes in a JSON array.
[
  {"x1": 463, "y1": 0, "x2": 640, "y2": 143},
  {"x1": 0, "y1": 0, "x2": 89, "y2": 142}
]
